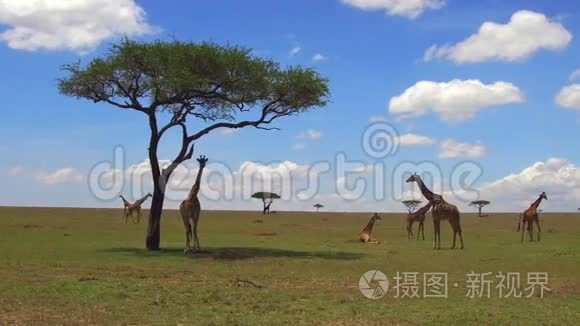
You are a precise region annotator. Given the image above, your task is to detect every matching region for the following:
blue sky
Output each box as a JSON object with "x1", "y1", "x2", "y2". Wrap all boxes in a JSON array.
[{"x1": 1, "y1": 0, "x2": 580, "y2": 212}]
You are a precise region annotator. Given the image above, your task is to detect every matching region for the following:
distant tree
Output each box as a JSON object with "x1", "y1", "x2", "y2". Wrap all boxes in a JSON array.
[
  {"x1": 252, "y1": 192, "x2": 281, "y2": 214},
  {"x1": 313, "y1": 204, "x2": 324, "y2": 212},
  {"x1": 402, "y1": 199, "x2": 422, "y2": 213},
  {"x1": 58, "y1": 40, "x2": 329, "y2": 250},
  {"x1": 469, "y1": 200, "x2": 491, "y2": 217}
]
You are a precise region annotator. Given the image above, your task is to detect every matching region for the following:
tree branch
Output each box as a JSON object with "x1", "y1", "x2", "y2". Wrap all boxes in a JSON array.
[{"x1": 186, "y1": 98, "x2": 284, "y2": 142}]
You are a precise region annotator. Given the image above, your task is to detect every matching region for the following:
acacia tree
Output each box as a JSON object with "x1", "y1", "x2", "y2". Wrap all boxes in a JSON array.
[
  {"x1": 59, "y1": 40, "x2": 329, "y2": 250},
  {"x1": 251, "y1": 192, "x2": 281, "y2": 214},
  {"x1": 469, "y1": 200, "x2": 491, "y2": 217},
  {"x1": 313, "y1": 204, "x2": 324, "y2": 212},
  {"x1": 401, "y1": 199, "x2": 422, "y2": 213}
]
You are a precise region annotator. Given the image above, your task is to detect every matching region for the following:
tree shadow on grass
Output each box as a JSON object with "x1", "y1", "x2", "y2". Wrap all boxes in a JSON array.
[{"x1": 102, "y1": 246, "x2": 365, "y2": 261}]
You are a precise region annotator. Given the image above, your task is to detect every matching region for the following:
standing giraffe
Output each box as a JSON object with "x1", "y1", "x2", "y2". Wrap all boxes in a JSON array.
[
  {"x1": 406, "y1": 173, "x2": 464, "y2": 249},
  {"x1": 263, "y1": 200, "x2": 273, "y2": 214},
  {"x1": 119, "y1": 193, "x2": 152, "y2": 224},
  {"x1": 179, "y1": 155, "x2": 208, "y2": 252},
  {"x1": 406, "y1": 202, "x2": 432, "y2": 240},
  {"x1": 359, "y1": 213, "x2": 382, "y2": 244},
  {"x1": 518, "y1": 192, "x2": 547, "y2": 242}
]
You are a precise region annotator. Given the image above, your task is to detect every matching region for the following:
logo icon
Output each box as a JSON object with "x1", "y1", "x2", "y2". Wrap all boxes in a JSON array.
[{"x1": 359, "y1": 270, "x2": 389, "y2": 299}]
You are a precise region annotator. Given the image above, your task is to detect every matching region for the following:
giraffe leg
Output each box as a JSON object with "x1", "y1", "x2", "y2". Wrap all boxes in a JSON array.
[
  {"x1": 416, "y1": 222, "x2": 421, "y2": 241},
  {"x1": 433, "y1": 220, "x2": 440, "y2": 249},
  {"x1": 136, "y1": 209, "x2": 141, "y2": 224},
  {"x1": 458, "y1": 225, "x2": 464, "y2": 249},
  {"x1": 451, "y1": 223, "x2": 457, "y2": 250},
  {"x1": 432, "y1": 220, "x2": 437, "y2": 249},
  {"x1": 193, "y1": 220, "x2": 200, "y2": 251},
  {"x1": 420, "y1": 222, "x2": 425, "y2": 240},
  {"x1": 536, "y1": 219, "x2": 541, "y2": 242},
  {"x1": 437, "y1": 221, "x2": 442, "y2": 250},
  {"x1": 528, "y1": 222, "x2": 534, "y2": 242},
  {"x1": 417, "y1": 222, "x2": 423, "y2": 240},
  {"x1": 521, "y1": 220, "x2": 526, "y2": 242},
  {"x1": 407, "y1": 222, "x2": 413, "y2": 240},
  {"x1": 184, "y1": 228, "x2": 191, "y2": 253}
]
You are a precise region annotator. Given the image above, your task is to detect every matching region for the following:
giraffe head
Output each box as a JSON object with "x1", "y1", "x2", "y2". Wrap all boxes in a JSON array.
[
  {"x1": 540, "y1": 192, "x2": 548, "y2": 200},
  {"x1": 197, "y1": 155, "x2": 209, "y2": 167},
  {"x1": 405, "y1": 172, "x2": 420, "y2": 184},
  {"x1": 146, "y1": 192, "x2": 152, "y2": 198},
  {"x1": 372, "y1": 212, "x2": 382, "y2": 220}
]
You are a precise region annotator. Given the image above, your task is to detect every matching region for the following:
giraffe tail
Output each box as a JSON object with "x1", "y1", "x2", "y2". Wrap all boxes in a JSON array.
[{"x1": 517, "y1": 214, "x2": 522, "y2": 232}]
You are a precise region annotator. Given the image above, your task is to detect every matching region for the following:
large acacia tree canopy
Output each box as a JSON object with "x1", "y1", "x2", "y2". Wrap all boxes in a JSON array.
[
  {"x1": 251, "y1": 192, "x2": 281, "y2": 200},
  {"x1": 58, "y1": 39, "x2": 329, "y2": 128},
  {"x1": 470, "y1": 200, "x2": 491, "y2": 206}
]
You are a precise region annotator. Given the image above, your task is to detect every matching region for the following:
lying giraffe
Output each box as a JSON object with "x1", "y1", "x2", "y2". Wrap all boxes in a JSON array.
[
  {"x1": 180, "y1": 155, "x2": 208, "y2": 252},
  {"x1": 119, "y1": 193, "x2": 152, "y2": 224},
  {"x1": 359, "y1": 213, "x2": 382, "y2": 244},
  {"x1": 518, "y1": 192, "x2": 547, "y2": 242},
  {"x1": 406, "y1": 202, "x2": 432, "y2": 240},
  {"x1": 406, "y1": 173, "x2": 464, "y2": 249}
]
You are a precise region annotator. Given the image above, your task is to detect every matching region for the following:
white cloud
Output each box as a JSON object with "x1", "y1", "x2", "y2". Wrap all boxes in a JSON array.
[
  {"x1": 37, "y1": 168, "x2": 83, "y2": 185},
  {"x1": 397, "y1": 133, "x2": 436, "y2": 146},
  {"x1": 289, "y1": 46, "x2": 301, "y2": 56},
  {"x1": 220, "y1": 129, "x2": 237, "y2": 136},
  {"x1": 292, "y1": 143, "x2": 306, "y2": 150},
  {"x1": 369, "y1": 115, "x2": 388, "y2": 122},
  {"x1": 439, "y1": 139, "x2": 486, "y2": 159},
  {"x1": 424, "y1": 10, "x2": 572, "y2": 63},
  {"x1": 0, "y1": 0, "x2": 155, "y2": 52},
  {"x1": 298, "y1": 129, "x2": 324, "y2": 140},
  {"x1": 312, "y1": 53, "x2": 328, "y2": 62},
  {"x1": 555, "y1": 84, "x2": 580, "y2": 110},
  {"x1": 7, "y1": 165, "x2": 25, "y2": 176},
  {"x1": 7, "y1": 165, "x2": 83, "y2": 185},
  {"x1": 474, "y1": 158, "x2": 580, "y2": 211},
  {"x1": 569, "y1": 69, "x2": 580, "y2": 82},
  {"x1": 389, "y1": 79, "x2": 524, "y2": 122},
  {"x1": 342, "y1": 0, "x2": 445, "y2": 19}
]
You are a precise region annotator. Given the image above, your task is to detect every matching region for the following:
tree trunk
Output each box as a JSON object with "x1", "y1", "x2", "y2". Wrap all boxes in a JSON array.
[
  {"x1": 146, "y1": 113, "x2": 163, "y2": 250},
  {"x1": 146, "y1": 181, "x2": 167, "y2": 250},
  {"x1": 143, "y1": 112, "x2": 192, "y2": 250},
  {"x1": 478, "y1": 206, "x2": 482, "y2": 217}
]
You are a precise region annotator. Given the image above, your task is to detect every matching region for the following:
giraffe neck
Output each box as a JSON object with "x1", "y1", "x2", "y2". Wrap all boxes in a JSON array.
[
  {"x1": 134, "y1": 194, "x2": 151, "y2": 206},
  {"x1": 531, "y1": 195, "x2": 544, "y2": 209},
  {"x1": 415, "y1": 177, "x2": 436, "y2": 202},
  {"x1": 416, "y1": 202, "x2": 433, "y2": 215},
  {"x1": 186, "y1": 165, "x2": 206, "y2": 202},
  {"x1": 363, "y1": 218, "x2": 376, "y2": 232},
  {"x1": 120, "y1": 196, "x2": 130, "y2": 206}
]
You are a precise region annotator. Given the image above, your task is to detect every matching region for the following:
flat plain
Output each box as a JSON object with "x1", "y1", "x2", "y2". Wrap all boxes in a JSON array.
[{"x1": 0, "y1": 207, "x2": 579, "y2": 325}]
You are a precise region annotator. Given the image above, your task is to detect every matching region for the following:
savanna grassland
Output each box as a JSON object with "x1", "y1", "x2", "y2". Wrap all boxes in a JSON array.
[{"x1": 0, "y1": 207, "x2": 579, "y2": 325}]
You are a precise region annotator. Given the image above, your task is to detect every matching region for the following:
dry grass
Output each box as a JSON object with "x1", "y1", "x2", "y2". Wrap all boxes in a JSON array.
[{"x1": 0, "y1": 207, "x2": 579, "y2": 325}]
